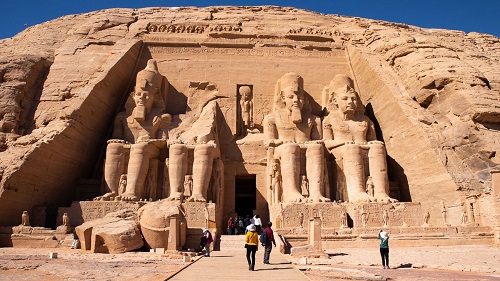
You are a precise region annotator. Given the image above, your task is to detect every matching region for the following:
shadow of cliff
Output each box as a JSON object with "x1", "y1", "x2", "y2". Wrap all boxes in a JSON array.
[{"x1": 365, "y1": 103, "x2": 411, "y2": 202}]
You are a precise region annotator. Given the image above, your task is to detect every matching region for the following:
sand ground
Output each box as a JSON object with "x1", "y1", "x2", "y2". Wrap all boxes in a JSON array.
[{"x1": 0, "y1": 245, "x2": 499, "y2": 281}]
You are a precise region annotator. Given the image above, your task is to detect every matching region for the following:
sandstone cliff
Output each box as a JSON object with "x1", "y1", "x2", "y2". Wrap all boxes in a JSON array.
[{"x1": 0, "y1": 6, "x2": 498, "y2": 226}]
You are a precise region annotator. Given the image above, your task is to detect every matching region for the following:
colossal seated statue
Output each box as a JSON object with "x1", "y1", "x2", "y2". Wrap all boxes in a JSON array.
[
  {"x1": 97, "y1": 59, "x2": 171, "y2": 201},
  {"x1": 166, "y1": 87, "x2": 221, "y2": 203},
  {"x1": 323, "y1": 74, "x2": 397, "y2": 203},
  {"x1": 264, "y1": 73, "x2": 330, "y2": 203}
]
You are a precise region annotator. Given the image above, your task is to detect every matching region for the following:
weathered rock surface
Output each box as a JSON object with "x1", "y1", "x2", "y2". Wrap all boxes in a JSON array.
[
  {"x1": 76, "y1": 209, "x2": 143, "y2": 254},
  {"x1": 0, "y1": 6, "x2": 498, "y2": 228},
  {"x1": 138, "y1": 200, "x2": 186, "y2": 250}
]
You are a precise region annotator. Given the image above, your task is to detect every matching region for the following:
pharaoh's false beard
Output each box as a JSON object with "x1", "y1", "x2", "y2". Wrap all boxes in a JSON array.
[
  {"x1": 291, "y1": 107, "x2": 302, "y2": 124},
  {"x1": 134, "y1": 105, "x2": 146, "y2": 122}
]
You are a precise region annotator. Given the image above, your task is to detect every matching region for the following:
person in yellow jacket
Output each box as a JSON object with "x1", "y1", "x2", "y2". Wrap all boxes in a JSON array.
[{"x1": 244, "y1": 224, "x2": 259, "y2": 271}]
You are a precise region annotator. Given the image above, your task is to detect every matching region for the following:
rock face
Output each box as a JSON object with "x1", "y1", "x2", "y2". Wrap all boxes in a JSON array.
[{"x1": 0, "y1": 6, "x2": 498, "y2": 234}]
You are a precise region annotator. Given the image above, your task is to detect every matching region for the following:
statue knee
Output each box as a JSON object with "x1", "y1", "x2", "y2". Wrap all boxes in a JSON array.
[
  {"x1": 368, "y1": 143, "x2": 386, "y2": 156},
  {"x1": 281, "y1": 143, "x2": 300, "y2": 156},
  {"x1": 306, "y1": 143, "x2": 323, "y2": 157},
  {"x1": 131, "y1": 143, "x2": 159, "y2": 158},
  {"x1": 106, "y1": 142, "x2": 126, "y2": 154},
  {"x1": 169, "y1": 144, "x2": 188, "y2": 156},
  {"x1": 194, "y1": 144, "x2": 215, "y2": 157}
]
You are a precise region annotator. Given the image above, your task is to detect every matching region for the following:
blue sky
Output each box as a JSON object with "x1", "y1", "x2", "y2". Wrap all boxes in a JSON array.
[{"x1": 1, "y1": 1, "x2": 498, "y2": 39}]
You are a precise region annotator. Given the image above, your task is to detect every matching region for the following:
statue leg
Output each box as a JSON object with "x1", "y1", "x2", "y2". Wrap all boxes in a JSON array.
[
  {"x1": 187, "y1": 144, "x2": 215, "y2": 202},
  {"x1": 167, "y1": 144, "x2": 188, "y2": 201},
  {"x1": 338, "y1": 144, "x2": 374, "y2": 203},
  {"x1": 99, "y1": 143, "x2": 128, "y2": 200},
  {"x1": 306, "y1": 143, "x2": 330, "y2": 202},
  {"x1": 368, "y1": 143, "x2": 397, "y2": 203},
  {"x1": 122, "y1": 143, "x2": 160, "y2": 201},
  {"x1": 278, "y1": 143, "x2": 303, "y2": 202}
]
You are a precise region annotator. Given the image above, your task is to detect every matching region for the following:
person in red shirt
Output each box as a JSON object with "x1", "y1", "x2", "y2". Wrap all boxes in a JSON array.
[
  {"x1": 227, "y1": 217, "x2": 234, "y2": 235},
  {"x1": 262, "y1": 222, "x2": 276, "y2": 264},
  {"x1": 202, "y1": 228, "x2": 213, "y2": 257}
]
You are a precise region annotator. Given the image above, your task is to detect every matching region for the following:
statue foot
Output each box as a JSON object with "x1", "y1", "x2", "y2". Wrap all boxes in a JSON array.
[
  {"x1": 167, "y1": 192, "x2": 183, "y2": 201},
  {"x1": 186, "y1": 194, "x2": 206, "y2": 202},
  {"x1": 374, "y1": 193, "x2": 398, "y2": 203},
  {"x1": 93, "y1": 192, "x2": 118, "y2": 201},
  {"x1": 349, "y1": 192, "x2": 376, "y2": 203},
  {"x1": 121, "y1": 193, "x2": 139, "y2": 201},
  {"x1": 287, "y1": 194, "x2": 304, "y2": 203},
  {"x1": 309, "y1": 196, "x2": 332, "y2": 203}
]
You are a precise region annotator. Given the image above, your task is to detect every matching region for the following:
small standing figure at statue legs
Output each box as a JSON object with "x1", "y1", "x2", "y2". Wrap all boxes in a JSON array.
[
  {"x1": 62, "y1": 212, "x2": 70, "y2": 226},
  {"x1": 21, "y1": 211, "x2": 30, "y2": 226},
  {"x1": 300, "y1": 175, "x2": 309, "y2": 198},
  {"x1": 366, "y1": 176, "x2": 374, "y2": 198}
]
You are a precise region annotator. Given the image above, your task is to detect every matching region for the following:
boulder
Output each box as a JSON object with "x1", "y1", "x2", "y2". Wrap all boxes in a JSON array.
[{"x1": 76, "y1": 209, "x2": 143, "y2": 254}]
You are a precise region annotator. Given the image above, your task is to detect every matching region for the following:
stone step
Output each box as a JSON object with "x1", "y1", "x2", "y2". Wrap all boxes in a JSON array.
[{"x1": 219, "y1": 235, "x2": 247, "y2": 250}]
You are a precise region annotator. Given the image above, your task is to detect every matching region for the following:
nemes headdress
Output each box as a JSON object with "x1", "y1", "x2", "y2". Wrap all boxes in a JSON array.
[
  {"x1": 274, "y1": 72, "x2": 308, "y2": 111},
  {"x1": 136, "y1": 59, "x2": 163, "y2": 94},
  {"x1": 329, "y1": 74, "x2": 354, "y2": 93}
]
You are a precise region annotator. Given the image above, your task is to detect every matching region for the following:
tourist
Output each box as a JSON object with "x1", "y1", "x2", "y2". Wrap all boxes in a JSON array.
[
  {"x1": 238, "y1": 216, "x2": 245, "y2": 234},
  {"x1": 245, "y1": 224, "x2": 258, "y2": 271},
  {"x1": 253, "y1": 214, "x2": 262, "y2": 234},
  {"x1": 227, "y1": 217, "x2": 233, "y2": 235},
  {"x1": 244, "y1": 215, "x2": 251, "y2": 228},
  {"x1": 378, "y1": 230, "x2": 390, "y2": 269},
  {"x1": 202, "y1": 228, "x2": 213, "y2": 257},
  {"x1": 262, "y1": 222, "x2": 276, "y2": 264},
  {"x1": 71, "y1": 230, "x2": 80, "y2": 249}
]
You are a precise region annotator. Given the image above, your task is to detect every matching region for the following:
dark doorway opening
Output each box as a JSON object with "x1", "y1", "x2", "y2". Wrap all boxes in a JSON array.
[{"x1": 235, "y1": 175, "x2": 256, "y2": 218}]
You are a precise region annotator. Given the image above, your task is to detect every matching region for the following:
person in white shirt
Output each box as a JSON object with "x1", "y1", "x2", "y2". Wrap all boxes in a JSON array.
[{"x1": 253, "y1": 214, "x2": 262, "y2": 234}]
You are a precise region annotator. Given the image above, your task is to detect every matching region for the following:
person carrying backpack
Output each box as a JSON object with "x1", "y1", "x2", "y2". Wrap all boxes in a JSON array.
[
  {"x1": 202, "y1": 228, "x2": 213, "y2": 257},
  {"x1": 261, "y1": 222, "x2": 276, "y2": 264}
]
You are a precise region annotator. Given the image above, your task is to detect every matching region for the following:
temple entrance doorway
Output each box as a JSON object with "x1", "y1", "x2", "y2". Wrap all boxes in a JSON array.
[{"x1": 234, "y1": 175, "x2": 256, "y2": 219}]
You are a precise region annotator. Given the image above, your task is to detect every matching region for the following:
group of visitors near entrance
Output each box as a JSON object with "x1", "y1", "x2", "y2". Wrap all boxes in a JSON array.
[
  {"x1": 210, "y1": 214, "x2": 390, "y2": 270},
  {"x1": 227, "y1": 214, "x2": 262, "y2": 235}
]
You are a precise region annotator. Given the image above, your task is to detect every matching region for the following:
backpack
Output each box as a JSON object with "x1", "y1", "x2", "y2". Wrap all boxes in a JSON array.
[
  {"x1": 200, "y1": 235, "x2": 207, "y2": 247},
  {"x1": 259, "y1": 230, "x2": 268, "y2": 245}
]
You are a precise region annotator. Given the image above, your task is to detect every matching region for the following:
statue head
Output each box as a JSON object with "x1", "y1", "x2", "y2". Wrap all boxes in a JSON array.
[
  {"x1": 239, "y1": 85, "x2": 252, "y2": 101},
  {"x1": 274, "y1": 73, "x2": 308, "y2": 123},
  {"x1": 271, "y1": 158, "x2": 280, "y2": 171},
  {"x1": 133, "y1": 59, "x2": 163, "y2": 121},
  {"x1": 329, "y1": 74, "x2": 362, "y2": 116}
]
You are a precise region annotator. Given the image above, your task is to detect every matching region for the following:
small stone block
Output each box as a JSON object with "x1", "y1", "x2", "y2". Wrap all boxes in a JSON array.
[
  {"x1": 50, "y1": 252, "x2": 58, "y2": 259},
  {"x1": 150, "y1": 249, "x2": 155, "y2": 253},
  {"x1": 182, "y1": 255, "x2": 191, "y2": 262},
  {"x1": 299, "y1": 257, "x2": 307, "y2": 265},
  {"x1": 155, "y1": 248, "x2": 165, "y2": 254}
]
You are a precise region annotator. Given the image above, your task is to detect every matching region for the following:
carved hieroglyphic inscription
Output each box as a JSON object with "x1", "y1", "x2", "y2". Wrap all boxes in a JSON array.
[
  {"x1": 347, "y1": 203, "x2": 422, "y2": 227},
  {"x1": 184, "y1": 202, "x2": 208, "y2": 228},
  {"x1": 69, "y1": 201, "x2": 146, "y2": 225},
  {"x1": 277, "y1": 203, "x2": 344, "y2": 229},
  {"x1": 147, "y1": 46, "x2": 340, "y2": 58}
]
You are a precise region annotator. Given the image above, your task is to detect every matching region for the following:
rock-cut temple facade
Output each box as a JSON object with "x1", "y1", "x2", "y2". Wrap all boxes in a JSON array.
[{"x1": 0, "y1": 6, "x2": 499, "y2": 251}]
